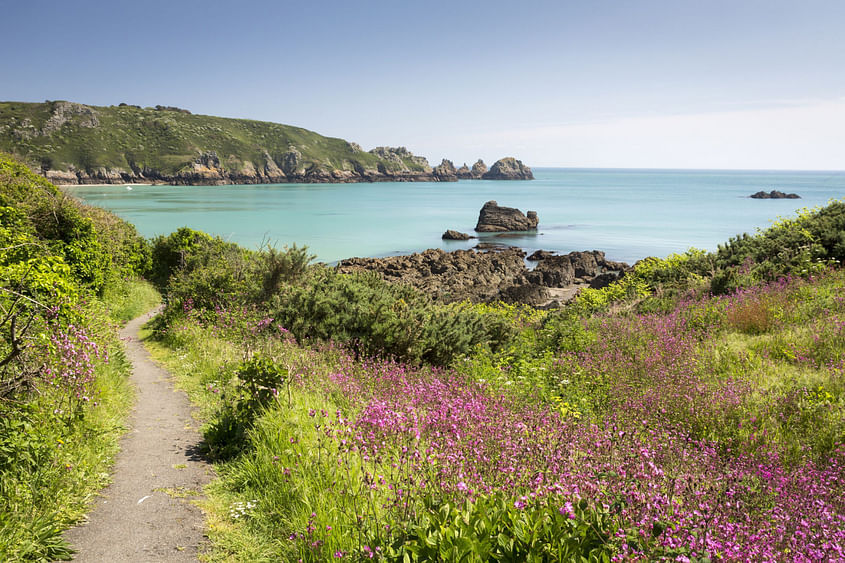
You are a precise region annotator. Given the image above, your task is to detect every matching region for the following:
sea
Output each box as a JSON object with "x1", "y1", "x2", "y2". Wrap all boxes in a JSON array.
[{"x1": 67, "y1": 168, "x2": 845, "y2": 265}]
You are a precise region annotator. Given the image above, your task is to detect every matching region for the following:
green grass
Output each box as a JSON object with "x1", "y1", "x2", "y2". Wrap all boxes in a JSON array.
[{"x1": 100, "y1": 277, "x2": 161, "y2": 324}]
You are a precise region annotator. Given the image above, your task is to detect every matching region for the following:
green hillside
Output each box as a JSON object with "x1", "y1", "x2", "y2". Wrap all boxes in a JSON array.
[{"x1": 0, "y1": 101, "x2": 437, "y2": 184}]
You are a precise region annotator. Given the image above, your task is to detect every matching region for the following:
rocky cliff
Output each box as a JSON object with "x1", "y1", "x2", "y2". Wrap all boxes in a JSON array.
[{"x1": 0, "y1": 100, "x2": 534, "y2": 186}]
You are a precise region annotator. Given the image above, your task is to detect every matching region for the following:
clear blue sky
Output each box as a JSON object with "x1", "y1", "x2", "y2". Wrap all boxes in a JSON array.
[{"x1": 3, "y1": 0, "x2": 844, "y2": 169}]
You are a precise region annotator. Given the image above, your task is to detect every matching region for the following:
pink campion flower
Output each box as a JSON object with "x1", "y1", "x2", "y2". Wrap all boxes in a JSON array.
[{"x1": 560, "y1": 501, "x2": 576, "y2": 519}]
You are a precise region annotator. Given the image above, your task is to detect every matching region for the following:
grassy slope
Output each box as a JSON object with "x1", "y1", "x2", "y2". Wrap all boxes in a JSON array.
[{"x1": 0, "y1": 101, "x2": 426, "y2": 175}]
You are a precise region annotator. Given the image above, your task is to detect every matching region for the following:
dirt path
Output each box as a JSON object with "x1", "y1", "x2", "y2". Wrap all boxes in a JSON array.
[{"x1": 65, "y1": 310, "x2": 213, "y2": 561}]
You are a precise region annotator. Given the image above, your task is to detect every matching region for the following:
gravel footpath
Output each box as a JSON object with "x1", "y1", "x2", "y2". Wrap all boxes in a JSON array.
[{"x1": 65, "y1": 310, "x2": 213, "y2": 561}]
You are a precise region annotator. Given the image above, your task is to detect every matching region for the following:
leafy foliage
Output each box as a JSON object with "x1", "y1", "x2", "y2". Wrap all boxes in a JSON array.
[
  {"x1": 269, "y1": 268, "x2": 515, "y2": 365},
  {"x1": 0, "y1": 152, "x2": 152, "y2": 559}
]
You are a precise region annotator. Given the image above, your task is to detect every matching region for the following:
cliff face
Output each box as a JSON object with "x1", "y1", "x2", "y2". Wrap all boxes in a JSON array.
[{"x1": 0, "y1": 100, "x2": 533, "y2": 185}]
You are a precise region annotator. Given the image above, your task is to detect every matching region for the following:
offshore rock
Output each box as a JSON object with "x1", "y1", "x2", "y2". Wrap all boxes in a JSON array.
[
  {"x1": 750, "y1": 190, "x2": 800, "y2": 199},
  {"x1": 442, "y1": 229, "x2": 473, "y2": 240},
  {"x1": 456, "y1": 163, "x2": 473, "y2": 179},
  {"x1": 475, "y1": 200, "x2": 539, "y2": 232},
  {"x1": 482, "y1": 157, "x2": 533, "y2": 180}
]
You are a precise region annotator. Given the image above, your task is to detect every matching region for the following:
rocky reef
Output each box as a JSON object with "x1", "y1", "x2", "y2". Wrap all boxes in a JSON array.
[
  {"x1": 336, "y1": 248, "x2": 630, "y2": 307},
  {"x1": 475, "y1": 200, "x2": 539, "y2": 232},
  {"x1": 750, "y1": 190, "x2": 800, "y2": 199}
]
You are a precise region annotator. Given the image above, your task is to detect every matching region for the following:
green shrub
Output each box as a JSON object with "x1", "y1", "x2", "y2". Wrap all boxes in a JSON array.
[
  {"x1": 151, "y1": 227, "x2": 254, "y2": 310},
  {"x1": 271, "y1": 269, "x2": 515, "y2": 365},
  {"x1": 0, "y1": 151, "x2": 146, "y2": 559},
  {"x1": 385, "y1": 495, "x2": 619, "y2": 562}
]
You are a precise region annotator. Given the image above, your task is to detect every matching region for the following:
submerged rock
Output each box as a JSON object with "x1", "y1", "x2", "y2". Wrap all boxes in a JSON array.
[{"x1": 475, "y1": 200, "x2": 539, "y2": 232}]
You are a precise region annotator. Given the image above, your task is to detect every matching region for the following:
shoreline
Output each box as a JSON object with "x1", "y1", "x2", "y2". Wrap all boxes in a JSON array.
[{"x1": 61, "y1": 182, "x2": 154, "y2": 187}]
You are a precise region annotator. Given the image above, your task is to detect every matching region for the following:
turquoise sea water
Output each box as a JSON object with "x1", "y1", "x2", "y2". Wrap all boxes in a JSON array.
[{"x1": 67, "y1": 168, "x2": 845, "y2": 264}]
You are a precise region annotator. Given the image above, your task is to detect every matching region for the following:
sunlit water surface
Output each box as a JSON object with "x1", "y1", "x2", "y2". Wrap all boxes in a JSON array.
[{"x1": 68, "y1": 168, "x2": 844, "y2": 264}]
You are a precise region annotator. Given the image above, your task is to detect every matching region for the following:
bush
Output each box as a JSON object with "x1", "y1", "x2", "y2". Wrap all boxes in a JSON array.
[
  {"x1": 151, "y1": 227, "x2": 254, "y2": 310},
  {"x1": 271, "y1": 269, "x2": 515, "y2": 365}
]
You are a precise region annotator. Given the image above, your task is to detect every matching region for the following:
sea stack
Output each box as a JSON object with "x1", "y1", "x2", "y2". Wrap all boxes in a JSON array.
[{"x1": 475, "y1": 200, "x2": 539, "y2": 232}]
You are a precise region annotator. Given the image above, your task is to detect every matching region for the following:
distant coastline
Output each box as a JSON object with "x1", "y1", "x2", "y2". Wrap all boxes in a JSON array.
[{"x1": 1, "y1": 100, "x2": 533, "y2": 186}]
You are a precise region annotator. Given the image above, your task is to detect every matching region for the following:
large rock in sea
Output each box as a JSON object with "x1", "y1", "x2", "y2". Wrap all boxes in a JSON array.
[
  {"x1": 475, "y1": 200, "x2": 539, "y2": 232},
  {"x1": 482, "y1": 157, "x2": 534, "y2": 180}
]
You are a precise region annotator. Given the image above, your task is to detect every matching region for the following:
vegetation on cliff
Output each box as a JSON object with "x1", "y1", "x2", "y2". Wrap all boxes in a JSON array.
[{"x1": 0, "y1": 101, "x2": 531, "y2": 185}]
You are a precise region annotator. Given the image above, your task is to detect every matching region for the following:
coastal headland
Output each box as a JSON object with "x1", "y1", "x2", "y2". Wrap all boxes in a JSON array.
[{"x1": 0, "y1": 101, "x2": 533, "y2": 185}]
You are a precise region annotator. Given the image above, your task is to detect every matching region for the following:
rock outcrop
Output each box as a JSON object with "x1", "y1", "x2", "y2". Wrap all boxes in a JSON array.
[
  {"x1": 336, "y1": 248, "x2": 629, "y2": 307},
  {"x1": 433, "y1": 159, "x2": 458, "y2": 181},
  {"x1": 482, "y1": 157, "x2": 533, "y2": 180},
  {"x1": 456, "y1": 159, "x2": 488, "y2": 180},
  {"x1": 475, "y1": 200, "x2": 539, "y2": 232},
  {"x1": 442, "y1": 230, "x2": 473, "y2": 240},
  {"x1": 42, "y1": 101, "x2": 99, "y2": 134},
  {"x1": 527, "y1": 250, "x2": 556, "y2": 261},
  {"x1": 471, "y1": 159, "x2": 488, "y2": 178},
  {"x1": 750, "y1": 190, "x2": 800, "y2": 199}
]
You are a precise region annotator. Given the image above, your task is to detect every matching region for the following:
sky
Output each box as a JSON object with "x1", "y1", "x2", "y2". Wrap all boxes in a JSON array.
[{"x1": 2, "y1": 0, "x2": 844, "y2": 170}]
